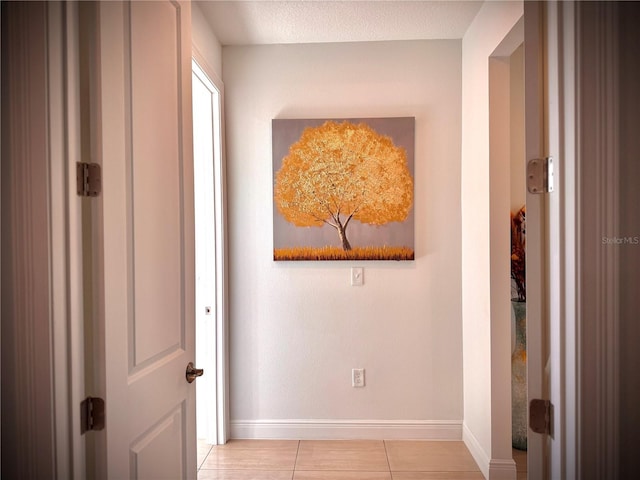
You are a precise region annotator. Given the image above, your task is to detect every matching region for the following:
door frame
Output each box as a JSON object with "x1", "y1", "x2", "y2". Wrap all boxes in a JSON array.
[
  {"x1": 49, "y1": 2, "x2": 86, "y2": 477},
  {"x1": 191, "y1": 49, "x2": 230, "y2": 445},
  {"x1": 2, "y1": 1, "x2": 87, "y2": 477},
  {"x1": 523, "y1": 2, "x2": 546, "y2": 477},
  {"x1": 55, "y1": 3, "x2": 87, "y2": 476},
  {"x1": 544, "y1": 2, "x2": 579, "y2": 478},
  {"x1": 487, "y1": 16, "x2": 525, "y2": 477},
  {"x1": 525, "y1": 1, "x2": 579, "y2": 478}
]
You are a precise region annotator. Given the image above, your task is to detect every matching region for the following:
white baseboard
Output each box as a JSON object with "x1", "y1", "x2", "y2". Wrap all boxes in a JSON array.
[
  {"x1": 231, "y1": 419, "x2": 462, "y2": 440},
  {"x1": 463, "y1": 422, "x2": 490, "y2": 479},
  {"x1": 463, "y1": 423, "x2": 517, "y2": 480},
  {"x1": 488, "y1": 459, "x2": 517, "y2": 480}
]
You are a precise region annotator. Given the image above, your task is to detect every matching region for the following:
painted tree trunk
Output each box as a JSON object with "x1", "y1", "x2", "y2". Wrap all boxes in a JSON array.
[{"x1": 337, "y1": 224, "x2": 352, "y2": 251}]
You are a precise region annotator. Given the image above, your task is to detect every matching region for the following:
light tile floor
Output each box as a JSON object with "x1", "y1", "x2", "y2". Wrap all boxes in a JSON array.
[{"x1": 197, "y1": 439, "x2": 514, "y2": 480}]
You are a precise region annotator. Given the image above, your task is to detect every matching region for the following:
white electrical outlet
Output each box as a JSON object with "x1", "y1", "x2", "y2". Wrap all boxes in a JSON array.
[{"x1": 352, "y1": 368, "x2": 365, "y2": 387}]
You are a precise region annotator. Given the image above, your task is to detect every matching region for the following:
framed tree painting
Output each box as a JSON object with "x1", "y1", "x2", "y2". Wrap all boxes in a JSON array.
[{"x1": 272, "y1": 117, "x2": 415, "y2": 261}]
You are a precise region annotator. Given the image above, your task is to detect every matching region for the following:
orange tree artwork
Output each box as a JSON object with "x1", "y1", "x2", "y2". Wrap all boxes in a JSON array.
[{"x1": 274, "y1": 120, "x2": 413, "y2": 259}]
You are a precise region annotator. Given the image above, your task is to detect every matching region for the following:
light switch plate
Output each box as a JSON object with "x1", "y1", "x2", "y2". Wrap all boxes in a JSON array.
[{"x1": 351, "y1": 267, "x2": 364, "y2": 286}]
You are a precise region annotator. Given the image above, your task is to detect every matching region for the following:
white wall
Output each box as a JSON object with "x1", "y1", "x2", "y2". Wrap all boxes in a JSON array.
[
  {"x1": 192, "y1": 1, "x2": 222, "y2": 78},
  {"x1": 461, "y1": 0, "x2": 523, "y2": 475},
  {"x1": 510, "y1": 45, "x2": 526, "y2": 213},
  {"x1": 223, "y1": 40, "x2": 463, "y2": 438}
]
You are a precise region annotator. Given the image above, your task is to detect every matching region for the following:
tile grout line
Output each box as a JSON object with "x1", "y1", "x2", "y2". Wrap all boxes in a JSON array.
[
  {"x1": 383, "y1": 439, "x2": 393, "y2": 478},
  {"x1": 197, "y1": 442, "x2": 213, "y2": 473},
  {"x1": 291, "y1": 439, "x2": 301, "y2": 480}
]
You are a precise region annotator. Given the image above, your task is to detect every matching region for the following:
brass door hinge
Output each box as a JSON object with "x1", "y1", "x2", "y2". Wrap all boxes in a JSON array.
[
  {"x1": 529, "y1": 398, "x2": 551, "y2": 434},
  {"x1": 76, "y1": 162, "x2": 101, "y2": 197},
  {"x1": 80, "y1": 396, "x2": 105, "y2": 434}
]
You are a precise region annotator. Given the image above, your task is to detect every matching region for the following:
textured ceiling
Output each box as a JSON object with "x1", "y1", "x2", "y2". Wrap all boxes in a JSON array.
[{"x1": 197, "y1": 1, "x2": 484, "y2": 46}]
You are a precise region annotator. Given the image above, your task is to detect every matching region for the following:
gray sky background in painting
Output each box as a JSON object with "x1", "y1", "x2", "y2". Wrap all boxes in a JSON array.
[{"x1": 272, "y1": 117, "x2": 415, "y2": 251}]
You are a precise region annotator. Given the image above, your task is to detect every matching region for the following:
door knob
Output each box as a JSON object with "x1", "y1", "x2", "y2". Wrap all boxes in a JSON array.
[{"x1": 186, "y1": 362, "x2": 204, "y2": 383}]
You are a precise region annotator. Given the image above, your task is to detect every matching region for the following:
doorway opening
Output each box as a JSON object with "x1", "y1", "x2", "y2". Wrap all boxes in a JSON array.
[
  {"x1": 192, "y1": 58, "x2": 227, "y2": 448},
  {"x1": 489, "y1": 33, "x2": 528, "y2": 477}
]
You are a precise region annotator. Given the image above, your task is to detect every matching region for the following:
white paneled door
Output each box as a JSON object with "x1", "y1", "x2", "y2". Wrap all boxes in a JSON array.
[{"x1": 92, "y1": 1, "x2": 197, "y2": 478}]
